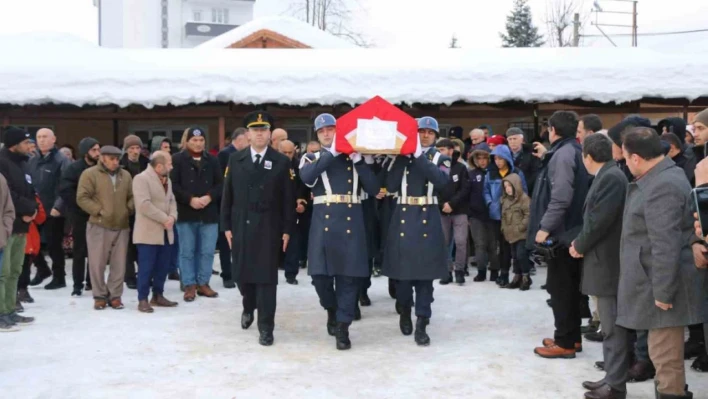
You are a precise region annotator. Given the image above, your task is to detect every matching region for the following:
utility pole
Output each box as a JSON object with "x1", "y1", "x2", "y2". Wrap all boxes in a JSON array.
[
  {"x1": 572, "y1": 13, "x2": 580, "y2": 47},
  {"x1": 591, "y1": 0, "x2": 639, "y2": 47}
]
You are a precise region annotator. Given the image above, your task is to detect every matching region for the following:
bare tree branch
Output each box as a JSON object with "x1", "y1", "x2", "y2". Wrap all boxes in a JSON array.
[
  {"x1": 544, "y1": 0, "x2": 587, "y2": 47},
  {"x1": 287, "y1": 0, "x2": 372, "y2": 47}
]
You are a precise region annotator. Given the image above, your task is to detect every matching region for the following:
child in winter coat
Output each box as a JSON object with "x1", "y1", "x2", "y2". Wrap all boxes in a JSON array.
[
  {"x1": 500, "y1": 173, "x2": 532, "y2": 291},
  {"x1": 16, "y1": 195, "x2": 47, "y2": 308}
]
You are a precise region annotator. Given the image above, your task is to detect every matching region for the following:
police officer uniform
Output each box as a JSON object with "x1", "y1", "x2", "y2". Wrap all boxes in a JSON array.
[
  {"x1": 382, "y1": 116, "x2": 451, "y2": 346},
  {"x1": 221, "y1": 111, "x2": 296, "y2": 346},
  {"x1": 299, "y1": 113, "x2": 381, "y2": 350}
]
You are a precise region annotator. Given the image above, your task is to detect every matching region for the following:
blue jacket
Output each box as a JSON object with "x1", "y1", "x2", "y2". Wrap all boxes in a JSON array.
[{"x1": 484, "y1": 145, "x2": 527, "y2": 221}]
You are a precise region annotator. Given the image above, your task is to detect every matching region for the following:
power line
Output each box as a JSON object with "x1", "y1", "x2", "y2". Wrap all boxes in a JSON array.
[{"x1": 583, "y1": 28, "x2": 708, "y2": 38}]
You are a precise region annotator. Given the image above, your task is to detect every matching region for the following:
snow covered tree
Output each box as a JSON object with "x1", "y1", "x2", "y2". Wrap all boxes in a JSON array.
[
  {"x1": 500, "y1": 0, "x2": 545, "y2": 47},
  {"x1": 449, "y1": 34, "x2": 459, "y2": 48}
]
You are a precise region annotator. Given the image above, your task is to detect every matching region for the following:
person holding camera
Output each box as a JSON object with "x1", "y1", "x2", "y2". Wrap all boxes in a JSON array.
[{"x1": 529, "y1": 111, "x2": 591, "y2": 359}]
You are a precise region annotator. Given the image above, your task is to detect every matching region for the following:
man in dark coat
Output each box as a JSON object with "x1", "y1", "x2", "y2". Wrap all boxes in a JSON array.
[
  {"x1": 216, "y1": 127, "x2": 249, "y2": 288},
  {"x1": 529, "y1": 111, "x2": 590, "y2": 359},
  {"x1": 277, "y1": 139, "x2": 306, "y2": 286},
  {"x1": 299, "y1": 113, "x2": 380, "y2": 350},
  {"x1": 58, "y1": 137, "x2": 100, "y2": 297},
  {"x1": 618, "y1": 128, "x2": 706, "y2": 399},
  {"x1": 171, "y1": 127, "x2": 223, "y2": 302},
  {"x1": 377, "y1": 155, "x2": 399, "y2": 299},
  {"x1": 506, "y1": 127, "x2": 540, "y2": 195},
  {"x1": 660, "y1": 132, "x2": 696, "y2": 185},
  {"x1": 120, "y1": 134, "x2": 149, "y2": 289},
  {"x1": 0, "y1": 127, "x2": 38, "y2": 328},
  {"x1": 436, "y1": 139, "x2": 470, "y2": 285},
  {"x1": 568, "y1": 134, "x2": 630, "y2": 399},
  {"x1": 383, "y1": 116, "x2": 451, "y2": 346},
  {"x1": 27, "y1": 128, "x2": 71, "y2": 290},
  {"x1": 358, "y1": 160, "x2": 384, "y2": 309},
  {"x1": 221, "y1": 111, "x2": 295, "y2": 347}
]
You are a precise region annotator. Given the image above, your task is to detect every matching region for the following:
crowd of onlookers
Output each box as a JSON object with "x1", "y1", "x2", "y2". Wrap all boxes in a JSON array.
[{"x1": 1, "y1": 108, "x2": 708, "y2": 398}]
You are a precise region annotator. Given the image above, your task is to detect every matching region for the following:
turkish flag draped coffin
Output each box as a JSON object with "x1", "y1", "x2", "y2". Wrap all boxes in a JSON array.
[{"x1": 335, "y1": 96, "x2": 418, "y2": 155}]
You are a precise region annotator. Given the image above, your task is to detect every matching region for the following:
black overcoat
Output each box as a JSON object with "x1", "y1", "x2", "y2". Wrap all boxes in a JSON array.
[{"x1": 221, "y1": 147, "x2": 296, "y2": 285}]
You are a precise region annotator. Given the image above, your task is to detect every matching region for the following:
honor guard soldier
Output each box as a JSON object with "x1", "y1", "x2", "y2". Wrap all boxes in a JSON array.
[
  {"x1": 299, "y1": 113, "x2": 381, "y2": 350},
  {"x1": 382, "y1": 116, "x2": 451, "y2": 346},
  {"x1": 358, "y1": 162, "x2": 384, "y2": 307},
  {"x1": 221, "y1": 111, "x2": 296, "y2": 346}
]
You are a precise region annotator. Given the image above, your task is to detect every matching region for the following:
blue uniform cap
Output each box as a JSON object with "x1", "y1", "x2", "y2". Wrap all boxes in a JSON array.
[
  {"x1": 314, "y1": 113, "x2": 337, "y2": 132},
  {"x1": 418, "y1": 116, "x2": 439, "y2": 133}
]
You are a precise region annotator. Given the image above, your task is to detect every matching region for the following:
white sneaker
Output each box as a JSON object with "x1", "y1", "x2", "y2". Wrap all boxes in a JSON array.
[{"x1": 0, "y1": 323, "x2": 19, "y2": 332}]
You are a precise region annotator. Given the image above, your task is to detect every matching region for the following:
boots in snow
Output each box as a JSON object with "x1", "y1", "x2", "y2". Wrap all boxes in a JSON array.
[{"x1": 414, "y1": 317, "x2": 430, "y2": 346}]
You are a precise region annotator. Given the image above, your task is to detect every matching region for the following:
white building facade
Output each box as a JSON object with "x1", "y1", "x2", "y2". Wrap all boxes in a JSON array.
[{"x1": 95, "y1": 0, "x2": 255, "y2": 48}]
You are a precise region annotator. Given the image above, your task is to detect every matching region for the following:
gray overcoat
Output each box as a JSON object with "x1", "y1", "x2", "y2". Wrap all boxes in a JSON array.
[{"x1": 616, "y1": 157, "x2": 708, "y2": 330}]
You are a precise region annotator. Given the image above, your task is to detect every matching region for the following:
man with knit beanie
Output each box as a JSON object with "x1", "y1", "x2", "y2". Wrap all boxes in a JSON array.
[
  {"x1": 693, "y1": 109, "x2": 708, "y2": 158},
  {"x1": 171, "y1": 127, "x2": 222, "y2": 302},
  {"x1": 0, "y1": 127, "x2": 38, "y2": 330},
  {"x1": 120, "y1": 134, "x2": 149, "y2": 289},
  {"x1": 58, "y1": 137, "x2": 101, "y2": 296}
]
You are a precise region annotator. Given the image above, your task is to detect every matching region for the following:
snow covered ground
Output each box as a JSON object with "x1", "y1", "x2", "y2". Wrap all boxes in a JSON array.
[{"x1": 1, "y1": 262, "x2": 706, "y2": 399}]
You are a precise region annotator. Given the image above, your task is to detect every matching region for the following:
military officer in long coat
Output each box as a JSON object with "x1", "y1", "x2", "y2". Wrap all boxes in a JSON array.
[
  {"x1": 299, "y1": 113, "x2": 381, "y2": 350},
  {"x1": 383, "y1": 116, "x2": 451, "y2": 346},
  {"x1": 221, "y1": 111, "x2": 296, "y2": 347}
]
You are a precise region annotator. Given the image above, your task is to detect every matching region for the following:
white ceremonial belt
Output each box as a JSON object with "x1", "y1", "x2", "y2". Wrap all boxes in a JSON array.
[
  {"x1": 313, "y1": 195, "x2": 355, "y2": 205},
  {"x1": 397, "y1": 196, "x2": 438, "y2": 206},
  {"x1": 385, "y1": 192, "x2": 399, "y2": 198}
]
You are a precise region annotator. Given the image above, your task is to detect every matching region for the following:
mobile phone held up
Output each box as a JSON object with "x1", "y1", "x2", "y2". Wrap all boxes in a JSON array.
[{"x1": 692, "y1": 187, "x2": 708, "y2": 236}]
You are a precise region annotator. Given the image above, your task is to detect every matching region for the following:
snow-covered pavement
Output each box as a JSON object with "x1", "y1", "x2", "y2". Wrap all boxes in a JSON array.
[{"x1": 1, "y1": 262, "x2": 705, "y2": 399}]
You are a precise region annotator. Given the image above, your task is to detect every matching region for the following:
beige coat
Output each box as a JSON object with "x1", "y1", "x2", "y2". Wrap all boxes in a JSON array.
[
  {"x1": 132, "y1": 165, "x2": 177, "y2": 245},
  {"x1": 0, "y1": 174, "x2": 15, "y2": 249},
  {"x1": 77, "y1": 163, "x2": 134, "y2": 230}
]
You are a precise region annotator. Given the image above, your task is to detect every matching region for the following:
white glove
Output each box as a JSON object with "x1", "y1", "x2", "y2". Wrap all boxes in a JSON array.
[
  {"x1": 363, "y1": 154, "x2": 375, "y2": 164},
  {"x1": 350, "y1": 152, "x2": 362, "y2": 164},
  {"x1": 328, "y1": 134, "x2": 340, "y2": 157},
  {"x1": 413, "y1": 133, "x2": 423, "y2": 158}
]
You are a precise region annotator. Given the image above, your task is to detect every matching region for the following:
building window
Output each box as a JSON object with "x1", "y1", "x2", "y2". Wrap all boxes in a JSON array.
[
  {"x1": 211, "y1": 8, "x2": 229, "y2": 24},
  {"x1": 193, "y1": 10, "x2": 202, "y2": 22}
]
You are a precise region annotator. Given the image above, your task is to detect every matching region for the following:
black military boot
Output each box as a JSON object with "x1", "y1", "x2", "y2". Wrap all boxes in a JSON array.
[
  {"x1": 655, "y1": 382, "x2": 693, "y2": 399},
  {"x1": 414, "y1": 317, "x2": 430, "y2": 346},
  {"x1": 326, "y1": 308, "x2": 337, "y2": 336},
  {"x1": 399, "y1": 306, "x2": 413, "y2": 336},
  {"x1": 439, "y1": 273, "x2": 453, "y2": 285},
  {"x1": 335, "y1": 322, "x2": 351, "y2": 350},
  {"x1": 359, "y1": 291, "x2": 371, "y2": 306},
  {"x1": 489, "y1": 270, "x2": 499, "y2": 283},
  {"x1": 454, "y1": 271, "x2": 465, "y2": 285},
  {"x1": 44, "y1": 276, "x2": 67, "y2": 290}
]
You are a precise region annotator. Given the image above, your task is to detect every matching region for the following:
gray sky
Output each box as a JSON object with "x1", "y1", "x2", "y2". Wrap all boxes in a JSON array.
[{"x1": 0, "y1": 0, "x2": 706, "y2": 48}]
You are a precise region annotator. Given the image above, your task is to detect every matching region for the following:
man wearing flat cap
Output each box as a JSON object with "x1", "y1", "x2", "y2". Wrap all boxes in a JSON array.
[
  {"x1": 77, "y1": 145, "x2": 134, "y2": 311},
  {"x1": 222, "y1": 110, "x2": 296, "y2": 346}
]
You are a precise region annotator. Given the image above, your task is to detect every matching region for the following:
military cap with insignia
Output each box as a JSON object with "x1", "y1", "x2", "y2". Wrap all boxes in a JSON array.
[{"x1": 244, "y1": 111, "x2": 274, "y2": 129}]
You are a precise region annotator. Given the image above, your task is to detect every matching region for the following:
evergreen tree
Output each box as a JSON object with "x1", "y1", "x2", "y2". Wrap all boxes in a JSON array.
[
  {"x1": 499, "y1": 0, "x2": 544, "y2": 47},
  {"x1": 449, "y1": 34, "x2": 459, "y2": 48}
]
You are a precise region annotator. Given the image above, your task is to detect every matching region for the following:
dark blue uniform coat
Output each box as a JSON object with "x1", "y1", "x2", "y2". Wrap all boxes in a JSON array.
[
  {"x1": 382, "y1": 150, "x2": 450, "y2": 281},
  {"x1": 299, "y1": 150, "x2": 380, "y2": 277}
]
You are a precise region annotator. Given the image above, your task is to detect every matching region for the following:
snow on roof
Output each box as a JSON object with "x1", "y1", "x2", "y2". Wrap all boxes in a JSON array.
[
  {"x1": 1, "y1": 38, "x2": 707, "y2": 108},
  {"x1": 196, "y1": 16, "x2": 357, "y2": 49}
]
